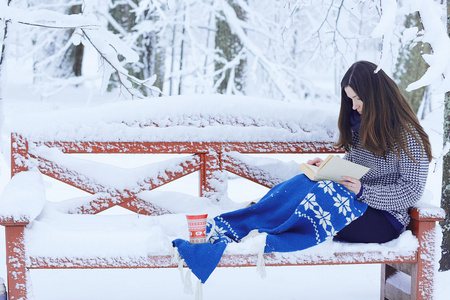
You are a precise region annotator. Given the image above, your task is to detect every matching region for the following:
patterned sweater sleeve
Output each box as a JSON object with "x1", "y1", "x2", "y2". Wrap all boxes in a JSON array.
[{"x1": 349, "y1": 131, "x2": 429, "y2": 212}]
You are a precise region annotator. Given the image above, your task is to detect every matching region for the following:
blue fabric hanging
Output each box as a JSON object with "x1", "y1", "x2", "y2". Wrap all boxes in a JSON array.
[{"x1": 172, "y1": 174, "x2": 367, "y2": 283}]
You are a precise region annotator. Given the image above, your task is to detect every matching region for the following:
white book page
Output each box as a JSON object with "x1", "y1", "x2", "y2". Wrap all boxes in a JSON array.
[{"x1": 315, "y1": 156, "x2": 370, "y2": 182}]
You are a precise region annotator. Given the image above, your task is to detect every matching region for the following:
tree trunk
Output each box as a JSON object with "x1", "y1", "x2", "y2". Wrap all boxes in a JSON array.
[
  {"x1": 394, "y1": 12, "x2": 430, "y2": 115},
  {"x1": 155, "y1": 46, "x2": 165, "y2": 95},
  {"x1": 442, "y1": 93, "x2": 450, "y2": 271},
  {"x1": 0, "y1": 17, "x2": 9, "y2": 104},
  {"x1": 108, "y1": 0, "x2": 136, "y2": 95},
  {"x1": 439, "y1": 0, "x2": 450, "y2": 272},
  {"x1": 178, "y1": 10, "x2": 185, "y2": 96},
  {"x1": 70, "y1": 5, "x2": 84, "y2": 77},
  {"x1": 214, "y1": 0, "x2": 246, "y2": 94},
  {"x1": 143, "y1": 31, "x2": 156, "y2": 95},
  {"x1": 0, "y1": 0, "x2": 13, "y2": 146}
]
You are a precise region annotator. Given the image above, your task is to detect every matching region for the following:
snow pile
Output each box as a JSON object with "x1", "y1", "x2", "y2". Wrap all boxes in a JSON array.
[
  {"x1": 26, "y1": 207, "x2": 186, "y2": 258},
  {"x1": 9, "y1": 95, "x2": 340, "y2": 143},
  {"x1": 386, "y1": 271, "x2": 411, "y2": 294},
  {"x1": 30, "y1": 145, "x2": 201, "y2": 193},
  {"x1": 224, "y1": 151, "x2": 301, "y2": 182},
  {"x1": 0, "y1": 171, "x2": 46, "y2": 222}
]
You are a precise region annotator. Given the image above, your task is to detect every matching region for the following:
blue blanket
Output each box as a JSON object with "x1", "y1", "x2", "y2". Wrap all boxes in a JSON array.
[{"x1": 172, "y1": 174, "x2": 367, "y2": 283}]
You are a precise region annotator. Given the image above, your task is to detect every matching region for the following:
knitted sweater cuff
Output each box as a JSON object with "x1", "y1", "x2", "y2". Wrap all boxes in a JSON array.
[{"x1": 356, "y1": 185, "x2": 363, "y2": 199}]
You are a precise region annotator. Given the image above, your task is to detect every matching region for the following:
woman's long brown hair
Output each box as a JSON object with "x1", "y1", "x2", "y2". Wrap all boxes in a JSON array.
[{"x1": 335, "y1": 61, "x2": 432, "y2": 163}]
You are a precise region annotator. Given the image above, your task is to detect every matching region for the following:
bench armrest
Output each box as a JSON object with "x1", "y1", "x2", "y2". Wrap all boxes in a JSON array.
[
  {"x1": 407, "y1": 202, "x2": 444, "y2": 250},
  {"x1": 410, "y1": 201, "x2": 445, "y2": 222}
]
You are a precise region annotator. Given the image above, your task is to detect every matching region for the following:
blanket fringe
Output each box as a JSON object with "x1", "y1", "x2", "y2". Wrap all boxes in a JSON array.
[
  {"x1": 241, "y1": 231, "x2": 267, "y2": 278},
  {"x1": 172, "y1": 247, "x2": 194, "y2": 295},
  {"x1": 256, "y1": 242, "x2": 266, "y2": 279},
  {"x1": 172, "y1": 247, "x2": 184, "y2": 283},
  {"x1": 171, "y1": 246, "x2": 181, "y2": 265},
  {"x1": 184, "y1": 269, "x2": 194, "y2": 295},
  {"x1": 195, "y1": 280, "x2": 203, "y2": 300}
]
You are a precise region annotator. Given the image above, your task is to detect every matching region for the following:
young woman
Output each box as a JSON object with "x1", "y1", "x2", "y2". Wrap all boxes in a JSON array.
[
  {"x1": 308, "y1": 60, "x2": 432, "y2": 243},
  {"x1": 173, "y1": 61, "x2": 432, "y2": 284}
]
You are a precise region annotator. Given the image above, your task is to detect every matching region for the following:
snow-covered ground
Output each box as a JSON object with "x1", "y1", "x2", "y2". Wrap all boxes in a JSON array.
[{"x1": 0, "y1": 79, "x2": 449, "y2": 299}]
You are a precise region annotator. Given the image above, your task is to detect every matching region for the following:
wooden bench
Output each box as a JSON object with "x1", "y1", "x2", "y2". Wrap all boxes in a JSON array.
[{"x1": 0, "y1": 97, "x2": 445, "y2": 300}]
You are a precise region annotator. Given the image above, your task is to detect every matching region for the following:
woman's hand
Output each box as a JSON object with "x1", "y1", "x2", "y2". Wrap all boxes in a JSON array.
[
  {"x1": 339, "y1": 176, "x2": 361, "y2": 194},
  {"x1": 307, "y1": 157, "x2": 323, "y2": 167}
]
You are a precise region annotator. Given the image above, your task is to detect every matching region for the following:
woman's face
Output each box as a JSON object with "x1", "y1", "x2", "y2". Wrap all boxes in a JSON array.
[{"x1": 344, "y1": 86, "x2": 363, "y2": 115}]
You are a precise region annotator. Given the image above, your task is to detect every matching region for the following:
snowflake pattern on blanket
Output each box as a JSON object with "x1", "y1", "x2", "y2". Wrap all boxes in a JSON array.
[{"x1": 172, "y1": 174, "x2": 368, "y2": 283}]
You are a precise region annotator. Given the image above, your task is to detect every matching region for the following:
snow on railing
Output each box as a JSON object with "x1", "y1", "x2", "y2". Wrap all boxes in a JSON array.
[{"x1": 9, "y1": 95, "x2": 340, "y2": 143}]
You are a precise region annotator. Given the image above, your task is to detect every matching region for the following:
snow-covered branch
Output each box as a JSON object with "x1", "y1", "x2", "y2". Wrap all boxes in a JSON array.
[
  {"x1": 0, "y1": 3, "x2": 100, "y2": 29},
  {"x1": 370, "y1": 0, "x2": 450, "y2": 93},
  {"x1": 81, "y1": 26, "x2": 159, "y2": 98}
]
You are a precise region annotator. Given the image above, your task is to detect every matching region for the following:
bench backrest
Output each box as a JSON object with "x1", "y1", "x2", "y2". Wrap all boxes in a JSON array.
[{"x1": 9, "y1": 96, "x2": 342, "y2": 215}]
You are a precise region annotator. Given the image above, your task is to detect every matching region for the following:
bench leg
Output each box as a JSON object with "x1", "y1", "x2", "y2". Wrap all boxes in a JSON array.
[
  {"x1": 5, "y1": 225, "x2": 28, "y2": 300},
  {"x1": 413, "y1": 222, "x2": 438, "y2": 300},
  {"x1": 380, "y1": 238, "x2": 437, "y2": 300},
  {"x1": 382, "y1": 217, "x2": 440, "y2": 300}
]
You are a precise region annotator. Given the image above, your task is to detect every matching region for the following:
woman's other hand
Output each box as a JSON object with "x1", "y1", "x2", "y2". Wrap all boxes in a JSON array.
[
  {"x1": 339, "y1": 176, "x2": 361, "y2": 194},
  {"x1": 307, "y1": 157, "x2": 323, "y2": 167}
]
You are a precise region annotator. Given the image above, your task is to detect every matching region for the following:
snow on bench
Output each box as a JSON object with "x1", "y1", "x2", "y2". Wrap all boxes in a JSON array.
[
  {"x1": 9, "y1": 95, "x2": 339, "y2": 143},
  {"x1": 0, "y1": 95, "x2": 445, "y2": 300}
]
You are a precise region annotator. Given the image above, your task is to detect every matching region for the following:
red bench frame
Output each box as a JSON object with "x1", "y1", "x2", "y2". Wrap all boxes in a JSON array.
[{"x1": 1, "y1": 133, "x2": 444, "y2": 300}]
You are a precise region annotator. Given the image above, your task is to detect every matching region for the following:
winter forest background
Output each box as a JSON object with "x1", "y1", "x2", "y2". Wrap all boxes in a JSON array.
[
  {"x1": 4, "y1": 0, "x2": 448, "y2": 102},
  {"x1": 1, "y1": 0, "x2": 450, "y2": 293}
]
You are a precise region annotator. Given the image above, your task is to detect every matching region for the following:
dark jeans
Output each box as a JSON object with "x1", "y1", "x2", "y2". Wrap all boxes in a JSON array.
[{"x1": 334, "y1": 207, "x2": 402, "y2": 243}]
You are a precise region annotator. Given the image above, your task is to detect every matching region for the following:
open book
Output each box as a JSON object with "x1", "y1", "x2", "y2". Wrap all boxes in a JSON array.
[{"x1": 299, "y1": 155, "x2": 370, "y2": 182}]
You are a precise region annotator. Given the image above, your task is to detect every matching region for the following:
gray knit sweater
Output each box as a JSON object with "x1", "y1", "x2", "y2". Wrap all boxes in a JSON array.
[{"x1": 343, "y1": 130, "x2": 429, "y2": 228}]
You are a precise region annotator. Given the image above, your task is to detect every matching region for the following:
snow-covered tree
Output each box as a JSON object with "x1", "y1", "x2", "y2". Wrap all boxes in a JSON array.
[
  {"x1": 394, "y1": 12, "x2": 430, "y2": 115},
  {"x1": 0, "y1": 0, "x2": 159, "y2": 99},
  {"x1": 107, "y1": 0, "x2": 166, "y2": 96}
]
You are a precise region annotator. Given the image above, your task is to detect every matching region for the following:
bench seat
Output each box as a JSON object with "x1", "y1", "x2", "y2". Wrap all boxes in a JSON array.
[
  {"x1": 26, "y1": 232, "x2": 418, "y2": 269},
  {"x1": 23, "y1": 209, "x2": 419, "y2": 269}
]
